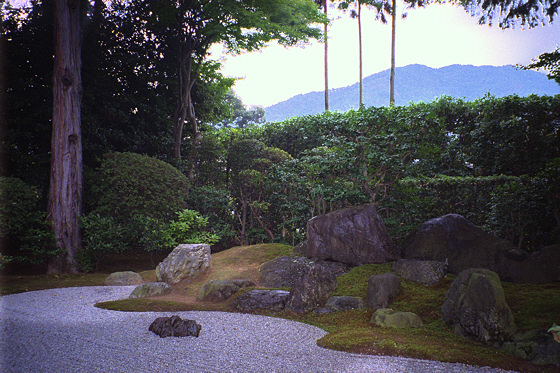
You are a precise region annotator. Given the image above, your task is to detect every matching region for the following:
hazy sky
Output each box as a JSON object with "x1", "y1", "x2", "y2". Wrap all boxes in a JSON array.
[{"x1": 210, "y1": 2, "x2": 560, "y2": 108}]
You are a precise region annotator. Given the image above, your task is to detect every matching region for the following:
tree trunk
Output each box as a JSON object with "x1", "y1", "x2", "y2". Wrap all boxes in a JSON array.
[
  {"x1": 323, "y1": 0, "x2": 329, "y2": 112},
  {"x1": 358, "y1": 1, "x2": 363, "y2": 107},
  {"x1": 48, "y1": 0, "x2": 83, "y2": 274},
  {"x1": 389, "y1": 0, "x2": 396, "y2": 106}
]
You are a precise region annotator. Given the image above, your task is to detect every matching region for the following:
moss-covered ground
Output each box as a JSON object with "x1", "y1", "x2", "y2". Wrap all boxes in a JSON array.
[{"x1": 1, "y1": 244, "x2": 558, "y2": 373}]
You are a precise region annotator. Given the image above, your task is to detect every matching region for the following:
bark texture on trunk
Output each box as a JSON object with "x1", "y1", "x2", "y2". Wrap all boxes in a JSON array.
[{"x1": 48, "y1": 0, "x2": 83, "y2": 274}]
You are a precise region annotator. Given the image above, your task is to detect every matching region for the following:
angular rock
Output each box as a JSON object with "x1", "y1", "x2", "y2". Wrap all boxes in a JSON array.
[
  {"x1": 197, "y1": 279, "x2": 254, "y2": 302},
  {"x1": 104, "y1": 271, "x2": 143, "y2": 286},
  {"x1": 306, "y1": 204, "x2": 399, "y2": 266},
  {"x1": 392, "y1": 259, "x2": 447, "y2": 286},
  {"x1": 501, "y1": 329, "x2": 560, "y2": 366},
  {"x1": 259, "y1": 256, "x2": 350, "y2": 288},
  {"x1": 371, "y1": 308, "x2": 424, "y2": 328},
  {"x1": 402, "y1": 214, "x2": 514, "y2": 275},
  {"x1": 285, "y1": 264, "x2": 338, "y2": 313},
  {"x1": 325, "y1": 296, "x2": 365, "y2": 311},
  {"x1": 129, "y1": 282, "x2": 172, "y2": 299},
  {"x1": 156, "y1": 244, "x2": 211, "y2": 285},
  {"x1": 149, "y1": 315, "x2": 201, "y2": 338},
  {"x1": 235, "y1": 290, "x2": 290, "y2": 312},
  {"x1": 441, "y1": 268, "x2": 517, "y2": 344},
  {"x1": 366, "y1": 273, "x2": 401, "y2": 310}
]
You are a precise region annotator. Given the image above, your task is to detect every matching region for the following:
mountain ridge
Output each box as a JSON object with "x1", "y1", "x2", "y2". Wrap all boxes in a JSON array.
[{"x1": 265, "y1": 64, "x2": 560, "y2": 122}]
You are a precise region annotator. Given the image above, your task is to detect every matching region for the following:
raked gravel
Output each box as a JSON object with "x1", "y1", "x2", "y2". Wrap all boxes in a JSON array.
[{"x1": 0, "y1": 286, "x2": 518, "y2": 373}]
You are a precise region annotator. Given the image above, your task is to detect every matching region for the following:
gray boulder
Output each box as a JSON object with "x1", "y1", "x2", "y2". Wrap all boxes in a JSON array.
[
  {"x1": 156, "y1": 244, "x2": 211, "y2": 285},
  {"x1": 501, "y1": 329, "x2": 560, "y2": 366},
  {"x1": 325, "y1": 296, "x2": 365, "y2": 311},
  {"x1": 495, "y1": 244, "x2": 560, "y2": 283},
  {"x1": 104, "y1": 271, "x2": 143, "y2": 286},
  {"x1": 371, "y1": 308, "x2": 424, "y2": 328},
  {"x1": 129, "y1": 282, "x2": 172, "y2": 298},
  {"x1": 285, "y1": 264, "x2": 338, "y2": 313},
  {"x1": 235, "y1": 290, "x2": 290, "y2": 312},
  {"x1": 392, "y1": 259, "x2": 447, "y2": 285},
  {"x1": 306, "y1": 204, "x2": 399, "y2": 266},
  {"x1": 401, "y1": 214, "x2": 514, "y2": 275},
  {"x1": 259, "y1": 256, "x2": 350, "y2": 288},
  {"x1": 197, "y1": 279, "x2": 254, "y2": 302},
  {"x1": 149, "y1": 315, "x2": 201, "y2": 338},
  {"x1": 441, "y1": 268, "x2": 517, "y2": 344},
  {"x1": 366, "y1": 273, "x2": 401, "y2": 310}
]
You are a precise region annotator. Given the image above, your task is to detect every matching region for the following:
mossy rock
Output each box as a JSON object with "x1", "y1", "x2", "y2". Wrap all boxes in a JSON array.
[
  {"x1": 129, "y1": 282, "x2": 172, "y2": 298},
  {"x1": 104, "y1": 271, "x2": 143, "y2": 286},
  {"x1": 370, "y1": 308, "x2": 424, "y2": 328}
]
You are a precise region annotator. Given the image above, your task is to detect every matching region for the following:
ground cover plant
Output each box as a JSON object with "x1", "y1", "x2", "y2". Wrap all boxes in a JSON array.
[{"x1": 1, "y1": 244, "x2": 558, "y2": 372}]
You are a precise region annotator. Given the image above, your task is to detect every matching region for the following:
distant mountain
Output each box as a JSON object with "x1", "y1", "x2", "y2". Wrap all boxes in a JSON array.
[{"x1": 265, "y1": 64, "x2": 560, "y2": 122}]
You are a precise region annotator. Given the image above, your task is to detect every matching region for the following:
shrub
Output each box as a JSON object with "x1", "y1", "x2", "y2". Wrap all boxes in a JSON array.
[
  {"x1": 0, "y1": 177, "x2": 61, "y2": 268},
  {"x1": 166, "y1": 209, "x2": 220, "y2": 247}
]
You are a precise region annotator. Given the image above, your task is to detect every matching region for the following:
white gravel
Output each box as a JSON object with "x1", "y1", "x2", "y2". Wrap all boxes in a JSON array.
[{"x1": 0, "y1": 286, "x2": 518, "y2": 373}]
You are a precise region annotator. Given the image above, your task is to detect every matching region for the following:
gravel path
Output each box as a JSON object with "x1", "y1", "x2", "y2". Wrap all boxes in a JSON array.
[{"x1": 0, "y1": 286, "x2": 517, "y2": 373}]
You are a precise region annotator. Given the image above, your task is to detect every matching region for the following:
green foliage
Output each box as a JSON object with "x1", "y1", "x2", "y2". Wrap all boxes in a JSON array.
[
  {"x1": 90, "y1": 152, "x2": 189, "y2": 222},
  {"x1": 520, "y1": 47, "x2": 560, "y2": 84},
  {"x1": 166, "y1": 209, "x2": 221, "y2": 246},
  {"x1": 0, "y1": 177, "x2": 61, "y2": 268},
  {"x1": 79, "y1": 214, "x2": 128, "y2": 272}
]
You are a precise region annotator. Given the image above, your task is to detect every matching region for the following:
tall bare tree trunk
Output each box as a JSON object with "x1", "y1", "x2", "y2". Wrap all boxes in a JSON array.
[
  {"x1": 389, "y1": 0, "x2": 396, "y2": 106},
  {"x1": 358, "y1": 1, "x2": 363, "y2": 107},
  {"x1": 323, "y1": 0, "x2": 329, "y2": 111},
  {"x1": 48, "y1": 0, "x2": 83, "y2": 274}
]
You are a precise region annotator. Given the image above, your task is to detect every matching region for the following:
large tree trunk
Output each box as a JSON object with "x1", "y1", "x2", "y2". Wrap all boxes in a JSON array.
[
  {"x1": 389, "y1": 0, "x2": 396, "y2": 106},
  {"x1": 323, "y1": 0, "x2": 329, "y2": 112},
  {"x1": 48, "y1": 0, "x2": 83, "y2": 274}
]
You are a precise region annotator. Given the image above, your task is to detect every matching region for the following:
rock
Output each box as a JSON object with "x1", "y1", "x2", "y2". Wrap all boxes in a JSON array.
[
  {"x1": 401, "y1": 214, "x2": 514, "y2": 275},
  {"x1": 366, "y1": 273, "x2": 401, "y2": 310},
  {"x1": 293, "y1": 241, "x2": 308, "y2": 256},
  {"x1": 258, "y1": 256, "x2": 350, "y2": 288},
  {"x1": 235, "y1": 290, "x2": 290, "y2": 312},
  {"x1": 441, "y1": 268, "x2": 517, "y2": 344},
  {"x1": 371, "y1": 308, "x2": 424, "y2": 328},
  {"x1": 104, "y1": 271, "x2": 143, "y2": 286},
  {"x1": 392, "y1": 259, "x2": 447, "y2": 285},
  {"x1": 501, "y1": 329, "x2": 560, "y2": 366},
  {"x1": 495, "y1": 244, "x2": 560, "y2": 283},
  {"x1": 285, "y1": 264, "x2": 338, "y2": 313},
  {"x1": 306, "y1": 204, "x2": 399, "y2": 266},
  {"x1": 156, "y1": 244, "x2": 211, "y2": 285},
  {"x1": 129, "y1": 282, "x2": 172, "y2": 298},
  {"x1": 149, "y1": 315, "x2": 201, "y2": 338},
  {"x1": 197, "y1": 279, "x2": 254, "y2": 302},
  {"x1": 325, "y1": 296, "x2": 365, "y2": 311}
]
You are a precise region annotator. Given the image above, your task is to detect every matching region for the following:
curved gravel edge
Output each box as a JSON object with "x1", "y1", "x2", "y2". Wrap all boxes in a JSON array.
[{"x1": 0, "y1": 286, "x2": 518, "y2": 373}]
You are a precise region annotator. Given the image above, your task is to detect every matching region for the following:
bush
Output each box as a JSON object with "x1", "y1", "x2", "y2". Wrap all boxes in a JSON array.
[
  {"x1": 166, "y1": 209, "x2": 221, "y2": 247},
  {"x1": 0, "y1": 177, "x2": 61, "y2": 269},
  {"x1": 90, "y1": 152, "x2": 190, "y2": 222}
]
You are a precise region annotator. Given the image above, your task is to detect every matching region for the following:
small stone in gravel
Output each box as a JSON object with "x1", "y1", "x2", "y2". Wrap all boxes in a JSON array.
[{"x1": 149, "y1": 315, "x2": 201, "y2": 338}]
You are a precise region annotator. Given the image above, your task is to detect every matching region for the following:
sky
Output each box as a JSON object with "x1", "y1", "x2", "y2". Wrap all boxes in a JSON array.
[{"x1": 209, "y1": 2, "x2": 560, "y2": 108}]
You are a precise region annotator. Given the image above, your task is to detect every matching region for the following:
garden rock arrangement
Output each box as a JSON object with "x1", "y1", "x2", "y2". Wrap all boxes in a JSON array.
[
  {"x1": 441, "y1": 268, "x2": 517, "y2": 344},
  {"x1": 104, "y1": 271, "x2": 143, "y2": 286},
  {"x1": 366, "y1": 273, "x2": 401, "y2": 310},
  {"x1": 258, "y1": 256, "x2": 350, "y2": 288},
  {"x1": 197, "y1": 279, "x2": 254, "y2": 302},
  {"x1": 285, "y1": 263, "x2": 338, "y2": 313},
  {"x1": 235, "y1": 290, "x2": 290, "y2": 312},
  {"x1": 306, "y1": 204, "x2": 399, "y2": 266},
  {"x1": 149, "y1": 315, "x2": 201, "y2": 338},
  {"x1": 392, "y1": 259, "x2": 447, "y2": 286},
  {"x1": 371, "y1": 308, "x2": 424, "y2": 328},
  {"x1": 129, "y1": 282, "x2": 172, "y2": 298},
  {"x1": 501, "y1": 329, "x2": 560, "y2": 366},
  {"x1": 156, "y1": 243, "x2": 211, "y2": 284},
  {"x1": 324, "y1": 296, "x2": 365, "y2": 312},
  {"x1": 495, "y1": 244, "x2": 560, "y2": 284}
]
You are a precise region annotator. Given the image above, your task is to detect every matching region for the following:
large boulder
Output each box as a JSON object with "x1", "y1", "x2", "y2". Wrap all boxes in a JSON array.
[
  {"x1": 401, "y1": 214, "x2": 513, "y2": 275},
  {"x1": 104, "y1": 271, "x2": 143, "y2": 286},
  {"x1": 258, "y1": 256, "x2": 350, "y2": 288},
  {"x1": 366, "y1": 273, "x2": 401, "y2": 310},
  {"x1": 156, "y1": 244, "x2": 211, "y2": 285},
  {"x1": 235, "y1": 290, "x2": 290, "y2": 312},
  {"x1": 129, "y1": 282, "x2": 172, "y2": 298},
  {"x1": 306, "y1": 204, "x2": 399, "y2": 266},
  {"x1": 441, "y1": 268, "x2": 517, "y2": 344},
  {"x1": 371, "y1": 308, "x2": 424, "y2": 328},
  {"x1": 285, "y1": 264, "x2": 338, "y2": 313},
  {"x1": 495, "y1": 244, "x2": 560, "y2": 283},
  {"x1": 197, "y1": 279, "x2": 254, "y2": 302},
  {"x1": 392, "y1": 259, "x2": 447, "y2": 286},
  {"x1": 149, "y1": 315, "x2": 201, "y2": 338}
]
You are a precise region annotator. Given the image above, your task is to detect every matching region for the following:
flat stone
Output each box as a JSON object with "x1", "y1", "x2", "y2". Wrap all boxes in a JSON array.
[
  {"x1": 104, "y1": 271, "x2": 143, "y2": 286},
  {"x1": 129, "y1": 282, "x2": 172, "y2": 298},
  {"x1": 371, "y1": 308, "x2": 423, "y2": 328}
]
